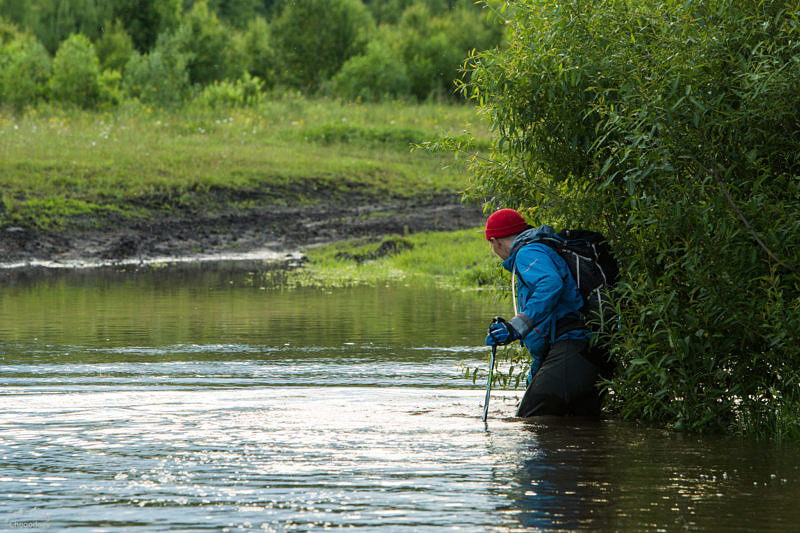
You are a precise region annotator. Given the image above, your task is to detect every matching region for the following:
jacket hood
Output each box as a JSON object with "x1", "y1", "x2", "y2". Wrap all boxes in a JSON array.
[{"x1": 506, "y1": 225, "x2": 561, "y2": 262}]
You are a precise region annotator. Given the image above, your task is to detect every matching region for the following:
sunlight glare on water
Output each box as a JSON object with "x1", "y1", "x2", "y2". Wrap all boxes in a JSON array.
[{"x1": 1, "y1": 385, "x2": 523, "y2": 531}]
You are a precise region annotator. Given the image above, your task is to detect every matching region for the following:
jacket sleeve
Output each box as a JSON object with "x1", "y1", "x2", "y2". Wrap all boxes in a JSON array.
[{"x1": 513, "y1": 244, "x2": 565, "y2": 352}]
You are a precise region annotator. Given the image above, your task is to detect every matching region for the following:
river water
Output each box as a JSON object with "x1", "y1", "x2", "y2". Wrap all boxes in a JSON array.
[{"x1": 1, "y1": 263, "x2": 799, "y2": 532}]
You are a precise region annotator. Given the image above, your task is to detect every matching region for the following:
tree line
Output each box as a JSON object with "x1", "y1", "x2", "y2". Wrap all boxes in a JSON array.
[{"x1": 0, "y1": 0, "x2": 504, "y2": 110}]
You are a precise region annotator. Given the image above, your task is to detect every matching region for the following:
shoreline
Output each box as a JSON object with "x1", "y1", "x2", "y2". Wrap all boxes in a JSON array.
[{"x1": 0, "y1": 193, "x2": 485, "y2": 271}]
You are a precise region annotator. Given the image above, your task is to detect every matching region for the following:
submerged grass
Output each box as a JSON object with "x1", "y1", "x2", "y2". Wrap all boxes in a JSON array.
[
  {"x1": 287, "y1": 228, "x2": 499, "y2": 289},
  {"x1": 0, "y1": 96, "x2": 488, "y2": 229}
]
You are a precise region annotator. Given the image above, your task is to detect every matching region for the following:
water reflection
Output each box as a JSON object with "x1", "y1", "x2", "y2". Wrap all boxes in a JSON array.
[
  {"x1": 0, "y1": 261, "x2": 500, "y2": 354},
  {"x1": 501, "y1": 419, "x2": 800, "y2": 531},
  {"x1": 494, "y1": 418, "x2": 612, "y2": 530}
]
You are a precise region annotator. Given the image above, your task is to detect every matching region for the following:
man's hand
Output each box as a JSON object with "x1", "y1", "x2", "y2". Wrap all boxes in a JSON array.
[{"x1": 485, "y1": 317, "x2": 519, "y2": 346}]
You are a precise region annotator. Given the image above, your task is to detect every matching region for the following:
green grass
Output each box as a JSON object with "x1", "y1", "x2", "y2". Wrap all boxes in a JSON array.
[
  {"x1": 286, "y1": 228, "x2": 500, "y2": 289},
  {"x1": 0, "y1": 96, "x2": 489, "y2": 229}
]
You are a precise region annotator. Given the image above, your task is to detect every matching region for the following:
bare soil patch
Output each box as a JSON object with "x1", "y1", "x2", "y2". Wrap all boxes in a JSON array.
[{"x1": 0, "y1": 191, "x2": 484, "y2": 268}]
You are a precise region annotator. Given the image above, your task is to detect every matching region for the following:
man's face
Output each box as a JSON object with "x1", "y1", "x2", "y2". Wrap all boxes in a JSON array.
[{"x1": 489, "y1": 237, "x2": 511, "y2": 260}]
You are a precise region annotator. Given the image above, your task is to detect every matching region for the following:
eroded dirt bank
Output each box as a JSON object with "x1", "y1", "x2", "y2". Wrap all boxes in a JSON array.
[{"x1": 0, "y1": 193, "x2": 485, "y2": 268}]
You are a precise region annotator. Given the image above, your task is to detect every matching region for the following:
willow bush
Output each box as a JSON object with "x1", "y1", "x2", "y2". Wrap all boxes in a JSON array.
[{"x1": 460, "y1": 0, "x2": 800, "y2": 438}]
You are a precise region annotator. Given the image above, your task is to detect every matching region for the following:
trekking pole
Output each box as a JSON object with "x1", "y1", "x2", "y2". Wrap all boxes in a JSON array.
[{"x1": 482, "y1": 342, "x2": 497, "y2": 422}]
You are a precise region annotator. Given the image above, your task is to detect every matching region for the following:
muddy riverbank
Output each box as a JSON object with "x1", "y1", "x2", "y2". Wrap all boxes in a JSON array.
[{"x1": 0, "y1": 192, "x2": 485, "y2": 268}]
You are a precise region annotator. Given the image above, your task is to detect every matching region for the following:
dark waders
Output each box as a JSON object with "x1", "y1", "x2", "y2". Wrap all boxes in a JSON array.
[{"x1": 516, "y1": 338, "x2": 603, "y2": 417}]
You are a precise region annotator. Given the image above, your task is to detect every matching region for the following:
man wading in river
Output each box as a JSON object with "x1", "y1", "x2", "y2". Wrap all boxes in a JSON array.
[{"x1": 484, "y1": 209, "x2": 602, "y2": 417}]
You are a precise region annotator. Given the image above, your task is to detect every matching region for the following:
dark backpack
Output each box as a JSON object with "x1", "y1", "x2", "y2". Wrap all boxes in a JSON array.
[{"x1": 538, "y1": 229, "x2": 620, "y2": 332}]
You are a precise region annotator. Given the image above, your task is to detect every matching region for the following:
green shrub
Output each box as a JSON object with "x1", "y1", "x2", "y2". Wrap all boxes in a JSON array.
[
  {"x1": 50, "y1": 33, "x2": 106, "y2": 108},
  {"x1": 301, "y1": 122, "x2": 426, "y2": 146},
  {"x1": 0, "y1": 33, "x2": 51, "y2": 109},
  {"x1": 271, "y1": 0, "x2": 374, "y2": 91},
  {"x1": 330, "y1": 40, "x2": 410, "y2": 101},
  {"x1": 461, "y1": 0, "x2": 800, "y2": 438},
  {"x1": 95, "y1": 19, "x2": 135, "y2": 72},
  {"x1": 0, "y1": 15, "x2": 24, "y2": 44},
  {"x1": 445, "y1": 3, "x2": 504, "y2": 56},
  {"x1": 193, "y1": 72, "x2": 264, "y2": 109},
  {"x1": 172, "y1": 0, "x2": 246, "y2": 86},
  {"x1": 404, "y1": 30, "x2": 461, "y2": 99},
  {"x1": 389, "y1": 1, "x2": 502, "y2": 100},
  {"x1": 98, "y1": 67, "x2": 123, "y2": 106},
  {"x1": 241, "y1": 16, "x2": 276, "y2": 90},
  {"x1": 123, "y1": 33, "x2": 190, "y2": 108}
]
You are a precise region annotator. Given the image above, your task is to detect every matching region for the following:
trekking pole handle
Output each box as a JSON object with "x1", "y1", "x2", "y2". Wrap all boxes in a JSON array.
[{"x1": 487, "y1": 316, "x2": 512, "y2": 346}]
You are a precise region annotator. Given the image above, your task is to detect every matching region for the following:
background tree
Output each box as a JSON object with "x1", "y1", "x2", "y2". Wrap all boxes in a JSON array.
[
  {"x1": 0, "y1": 23, "x2": 51, "y2": 109},
  {"x1": 0, "y1": 0, "x2": 181, "y2": 53},
  {"x1": 271, "y1": 0, "x2": 374, "y2": 91},
  {"x1": 393, "y1": 3, "x2": 460, "y2": 99},
  {"x1": 0, "y1": 0, "x2": 505, "y2": 107},
  {"x1": 172, "y1": 1, "x2": 246, "y2": 86},
  {"x1": 123, "y1": 33, "x2": 190, "y2": 108},
  {"x1": 364, "y1": 0, "x2": 434, "y2": 24},
  {"x1": 95, "y1": 19, "x2": 135, "y2": 72},
  {"x1": 241, "y1": 16, "x2": 277, "y2": 89},
  {"x1": 111, "y1": 0, "x2": 181, "y2": 52},
  {"x1": 0, "y1": 0, "x2": 110, "y2": 53},
  {"x1": 387, "y1": 1, "x2": 502, "y2": 100},
  {"x1": 196, "y1": 0, "x2": 266, "y2": 28},
  {"x1": 330, "y1": 40, "x2": 410, "y2": 101},
  {"x1": 50, "y1": 33, "x2": 104, "y2": 107}
]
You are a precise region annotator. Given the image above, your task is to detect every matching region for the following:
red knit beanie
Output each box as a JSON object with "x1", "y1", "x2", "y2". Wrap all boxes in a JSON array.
[{"x1": 484, "y1": 209, "x2": 529, "y2": 240}]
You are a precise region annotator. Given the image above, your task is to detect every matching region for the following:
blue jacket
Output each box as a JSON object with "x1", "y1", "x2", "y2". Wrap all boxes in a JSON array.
[{"x1": 503, "y1": 226, "x2": 590, "y2": 373}]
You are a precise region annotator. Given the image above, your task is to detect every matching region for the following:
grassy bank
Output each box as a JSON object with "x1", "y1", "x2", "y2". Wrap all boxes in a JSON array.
[
  {"x1": 285, "y1": 228, "x2": 501, "y2": 290},
  {"x1": 0, "y1": 96, "x2": 488, "y2": 229}
]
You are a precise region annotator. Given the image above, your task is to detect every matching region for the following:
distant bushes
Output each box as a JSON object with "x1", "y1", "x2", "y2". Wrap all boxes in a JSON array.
[
  {"x1": 0, "y1": 32, "x2": 51, "y2": 109},
  {"x1": 330, "y1": 41, "x2": 411, "y2": 101},
  {"x1": 51, "y1": 34, "x2": 108, "y2": 108},
  {"x1": 0, "y1": 0, "x2": 504, "y2": 110},
  {"x1": 302, "y1": 121, "x2": 427, "y2": 146},
  {"x1": 241, "y1": 17, "x2": 276, "y2": 90},
  {"x1": 123, "y1": 36, "x2": 191, "y2": 108},
  {"x1": 194, "y1": 73, "x2": 265, "y2": 109},
  {"x1": 174, "y1": 1, "x2": 247, "y2": 86},
  {"x1": 272, "y1": 0, "x2": 373, "y2": 91},
  {"x1": 95, "y1": 19, "x2": 135, "y2": 72}
]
